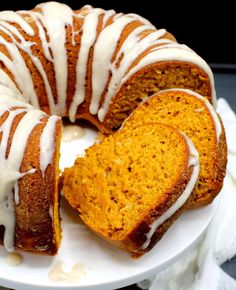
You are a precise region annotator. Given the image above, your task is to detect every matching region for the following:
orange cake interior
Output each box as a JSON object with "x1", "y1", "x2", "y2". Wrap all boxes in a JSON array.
[
  {"x1": 62, "y1": 123, "x2": 199, "y2": 256},
  {"x1": 122, "y1": 89, "x2": 227, "y2": 207}
]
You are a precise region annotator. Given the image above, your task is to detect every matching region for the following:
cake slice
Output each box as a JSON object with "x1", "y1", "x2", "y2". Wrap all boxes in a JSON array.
[
  {"x1": 122, "y1": 88, "x2": 227, "y2": 208},
  {"x1": 62, "y1": 123, "x2": 199, "y2": 257},
  {"x1": 0, "y1": 95, "x2": 61, "y2": 255}
]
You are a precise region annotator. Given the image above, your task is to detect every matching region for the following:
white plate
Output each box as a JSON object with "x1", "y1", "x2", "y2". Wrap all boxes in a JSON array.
[{"x1": 0, "y1": 125, "x2": 219, "y2": 290}]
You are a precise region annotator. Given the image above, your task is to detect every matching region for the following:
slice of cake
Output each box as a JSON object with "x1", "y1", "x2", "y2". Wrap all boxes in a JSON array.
[
  {"x1": 122, "y1": 88, "x2": 227, "y2": 208},
  {"x1": 0, "y1": 95, "x2": 61, "y2": 255},
  {"x1": 62, "y1": 123, "x2": 199, "y2": 257}
]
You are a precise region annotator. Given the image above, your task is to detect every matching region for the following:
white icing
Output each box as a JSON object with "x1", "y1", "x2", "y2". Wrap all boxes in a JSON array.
[
  {"x1": 0, "y1": 3, "x2": 77, "y2": 115},
  {"x1": 0, "y1": 16, "x2": 54, "y2": 110},
  {"x1": 19, "y1": 10, "x2": 53, "y2": 61},
  {"x1": 0, "y1": 71, "x2": 21, "y2": 97},
  {"x1": 0, "y1": 36, "x2": 39, "y2": 108},
  {"x1": 14, "y1": 169, "x2": 36, "y2": 205},
  {"x1": 155, "y1": 88, "x2": 222, "y2": 142},
  {"x1": 48, "y1": 261, "x2": 85, "y2": 283},
  {"x1": 62, "y1": 125, "x2": 85, "y2": 142},
  {"x1": 0, "y1": 94, "x2": 32, "y2": 110},
  {"x1": 102, "y1": 8, "x2": 116, "y2": 26},
  {"x1": 0, "y1": 11, "x2": 34, "y2": 35},
  {"x1": 6, "y1": 252, "x2": 23, "y2": 266},
  {"x1": 97, "y1": 29, "x2": 169, "y2": 120},
  {"x1": 98, "y1": 45, "x2": 216, "y2": 121},
  {"x1": 0, "y1": 84, "x2": 22, "y2": 100},
  {"x1": 49, "y1": 206, "x2": 53, "y2": 221},
  {"x1": 36, "y1": 2, "x2": 74, "y2": 115},
  {"x1": 40, "y1": 115, "x2": 60, "y2": 176},
  {"x1": 126, "y1": 13, "x2": 154, "y2": 26},
  {"x1": 68, "y1": 8, "x2": 106, "y2": 122},
  {"x1": 0, "y1": 2, "x2": 215, "y2": 126},
  {"x1": 9, "y1": 110, "x2": 45, "y2": 165},
  {"x1": 141, "y1": 133, "x2": 199, "y2": 249},
  {"x1": 19, "y1": 16, "x2": 57, "y2": 111},
  {"x1": 90, "y1": 14, "x2": 137, "y2": 115},
  {"x1": 0, "y1": 94, "x2": 45, "y2": 251},
  {"x1": 90, "y1": 17, "x2": 162, "y2": 117},
  {"x1": 93, "y1": 27, "x2": 161, "y2": 115},
  {"x1": 0, "y1": 192, "x2": 15, "y2": 252}
]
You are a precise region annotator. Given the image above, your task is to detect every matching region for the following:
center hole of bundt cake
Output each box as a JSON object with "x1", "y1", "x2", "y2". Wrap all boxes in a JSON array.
[{"x1": 77, "y1": 125, "x2": 187, "y2": 240}]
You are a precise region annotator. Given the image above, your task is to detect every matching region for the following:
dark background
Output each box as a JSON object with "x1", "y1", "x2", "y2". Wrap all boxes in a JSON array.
[{"x1": 0, "y1": 0, "x2": 235, "y2": 67}]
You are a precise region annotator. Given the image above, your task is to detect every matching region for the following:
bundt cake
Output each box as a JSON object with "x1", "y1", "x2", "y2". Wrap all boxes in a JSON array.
[
  {"x1": 0, "y1": 2, "x2": 226, "y2": 256},
  {"x1": 62, "y1": 123, "x2": 200, "y2": 257},
  {"x1": 122, "y1": 89, "x2": 227, "y2": 207},
  {"x1": 0, "y1": 1, "x2": 215, "y2": 132},
  {"x1": 0, "y1": 93, "x2": 61, "y2": 255}
]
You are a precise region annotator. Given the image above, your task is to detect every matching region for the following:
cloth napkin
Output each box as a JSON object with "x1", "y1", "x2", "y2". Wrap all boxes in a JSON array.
[{"x1": 138, "y1": 98, "x2": 236, "y2": 290}]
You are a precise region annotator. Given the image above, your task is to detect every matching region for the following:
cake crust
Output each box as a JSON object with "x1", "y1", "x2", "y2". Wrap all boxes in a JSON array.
[
  {"x1": 0, "y1": 103, "x2": 62, "y2": 255},
  {"x1": 188, "y1": 116, "x2": 227, "y2": 208},
  {"x1": 0, "y1": 2, "x2": 224, "y2": 257},
  {"x1": 0, "y1": 3, "x2": 215, "y2": 132}
]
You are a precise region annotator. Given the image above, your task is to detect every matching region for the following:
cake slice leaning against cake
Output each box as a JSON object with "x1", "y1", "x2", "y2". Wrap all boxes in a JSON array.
[
  {"x1": 0, "y1": 92, "x2": 62, "y2": 255},
  {"x1": 122, "y1": 88, "x2": 227, "y2": 208},
  {"x1": 62, "y1": 123, "x2": 199, "y2": 257}
]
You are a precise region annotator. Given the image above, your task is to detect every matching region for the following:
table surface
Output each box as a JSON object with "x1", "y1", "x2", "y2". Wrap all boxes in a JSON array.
[
  {"x1": 1, "y1": 71, "x2": 236, "y2": 290},
  {"x1": 214, "y1": 72, "x2": 236, "y2": 111}
]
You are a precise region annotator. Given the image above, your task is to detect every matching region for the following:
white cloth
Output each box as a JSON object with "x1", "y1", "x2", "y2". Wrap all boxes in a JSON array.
[{"x1": 138, "y1": 98, "x2": 236, "y2": 290}]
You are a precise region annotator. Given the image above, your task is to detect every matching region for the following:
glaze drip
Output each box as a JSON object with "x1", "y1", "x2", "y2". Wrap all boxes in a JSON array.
[
  {"x1": 0, "y1": 94, "x2": 60, "y2": 251},
  {"x1": 141, "y1": 133, "x2": 199, "y2": 250},
  {"x1": 6, "y1": 252, "x2": 23, "y2": 266},
  {"x1": 48, "y1": 261, "x2": 85, "y2": 283},
  {"x1": 0, "y1": 2, "x2": 216, "y2": 124},
  {"x1": 62, "y1": 125, "x2": 85, "y2": 142},
  {"x1": 40, "y1": 115, "x2": 60, "y2": 176}
]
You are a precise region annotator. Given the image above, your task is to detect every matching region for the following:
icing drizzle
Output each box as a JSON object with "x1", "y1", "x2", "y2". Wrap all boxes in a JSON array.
[
  {"x1": 0, "y1": 2, "x2": 216, "y2": 252},
  {"x1": 48, "y1": 261, "x2": 85, "y2": 283},
  {"x1": 0, "y1": 2, "x2": 216, "y2": 123},
  {"x1": 0, "y1": 93, "x2": 59, "y2": 251},
  {"x1": 141, "y1": 133, "x2": 200, "y2": 249},
  {"x1": 40, "y1": 115, "x2": 60, "y2": 176}
]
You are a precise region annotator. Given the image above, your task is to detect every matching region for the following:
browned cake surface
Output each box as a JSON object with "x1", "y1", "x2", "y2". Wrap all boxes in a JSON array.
[
  {"x1": 0, "y1": 4, "x2": 218, "y2": 256},
  {"x1": 62, "y1": 123, "x2": 195, "y2": 256},
  {"x1": 103, "y1": 62, "x2": 212, "y2": 132},
  {"x1": 122, "y1": 90, "x2": 227, "y2": 207},
  {"x1": 0, "y1": 6, "x2": 212, "y2": 133},
  {"x1": 0, "y1": 109, "x2": 62, "y2": 255}
]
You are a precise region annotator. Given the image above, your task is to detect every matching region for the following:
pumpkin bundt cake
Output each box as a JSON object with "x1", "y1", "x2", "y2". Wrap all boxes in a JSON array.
[
  {"x1": 0, "y1": 2, "x2": 215, "y2": 132},
  {"x1": 122, "y1": 89, "x2": 227, "y2": 208},
  {"x1": 0, "y1": 1, "x2": 225, "y2": 255},
  {"x1": 0, "y1": 93, "x2": 61, "y2": 255},
  {"x1": 62, "y1": 123, "x2": 199, "y2": 257}
]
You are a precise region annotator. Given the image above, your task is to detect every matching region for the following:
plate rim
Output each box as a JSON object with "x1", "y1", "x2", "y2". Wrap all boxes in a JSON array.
[{"x1": 0, "y1": 200, "x2": 218, "y2": 290}]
